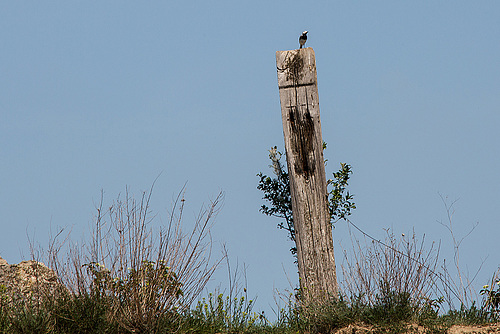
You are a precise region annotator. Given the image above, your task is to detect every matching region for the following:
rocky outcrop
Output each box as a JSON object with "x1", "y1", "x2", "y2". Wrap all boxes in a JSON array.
[{"x1": 0, "y1": 256, "x2": 66, "y2": 303}]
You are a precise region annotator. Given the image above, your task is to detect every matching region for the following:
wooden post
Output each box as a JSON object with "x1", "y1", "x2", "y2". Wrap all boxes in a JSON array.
[{"x1": 276, "y1": 47, "x2": 338, "y2": 303}]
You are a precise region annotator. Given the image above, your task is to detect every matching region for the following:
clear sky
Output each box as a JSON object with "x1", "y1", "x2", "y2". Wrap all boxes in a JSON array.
[{"x1": 1, "y1": 1, "x2": 499, "y2": 316}]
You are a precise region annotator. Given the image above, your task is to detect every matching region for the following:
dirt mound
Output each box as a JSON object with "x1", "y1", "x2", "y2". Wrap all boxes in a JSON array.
[
  {"x1": 331, "y1": 323, "x2": 500, "y2": 333},
  {"x1": 0, "y1": 255, "x2": 67, "y2": 303},
  {"x1": 447, "y1": 324, "x2": 500, "y2": 333}
]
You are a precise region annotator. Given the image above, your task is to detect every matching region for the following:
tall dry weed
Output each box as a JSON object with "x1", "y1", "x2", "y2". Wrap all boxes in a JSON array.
[{"x1": 47, "y1": 185, "x2": 224, "y2": 332}]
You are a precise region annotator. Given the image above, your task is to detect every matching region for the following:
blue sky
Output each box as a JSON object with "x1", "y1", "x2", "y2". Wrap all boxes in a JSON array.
[{"x1": 1, "y1": 1, "x2": 499, "y2": 315}]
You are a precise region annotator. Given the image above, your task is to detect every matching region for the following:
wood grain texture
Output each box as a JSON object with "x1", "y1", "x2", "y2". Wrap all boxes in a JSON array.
[{"x1": 276, "y1": 47, "x2": 338, "y2": 303}]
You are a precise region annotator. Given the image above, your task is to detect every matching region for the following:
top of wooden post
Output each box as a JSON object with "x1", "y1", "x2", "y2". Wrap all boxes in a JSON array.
[{"x1": 276, "y1": 47, "x2": 317, "y2": 89}]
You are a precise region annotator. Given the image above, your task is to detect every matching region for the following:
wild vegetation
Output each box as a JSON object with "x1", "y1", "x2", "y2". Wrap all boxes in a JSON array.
[{"x1": 0, "y1": 150, "x2": 499, "y2": 333}]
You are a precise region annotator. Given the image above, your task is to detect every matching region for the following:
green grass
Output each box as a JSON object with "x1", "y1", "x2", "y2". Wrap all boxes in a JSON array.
[{"x1": 1, "y1": 285, "x2": 497, "y2": 334}]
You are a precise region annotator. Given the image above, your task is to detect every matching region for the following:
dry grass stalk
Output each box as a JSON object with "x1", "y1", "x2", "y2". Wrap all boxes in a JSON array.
[
  {"x1": 46, "y1": 185, "x2": 224, "y2": 332},
  {"x1": 340, "y1": 227, "x2": 440, "y2": 308}
]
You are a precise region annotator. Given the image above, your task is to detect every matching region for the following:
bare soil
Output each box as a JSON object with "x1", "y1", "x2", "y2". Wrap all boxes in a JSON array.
[{"x1": 331, "y1": 323, "x2": 500, "y2": 333}]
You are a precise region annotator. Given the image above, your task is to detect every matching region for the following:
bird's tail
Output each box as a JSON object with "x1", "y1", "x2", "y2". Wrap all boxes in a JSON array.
[{"x1": 300, "y1": 45, "x2": 303, "y2": 49}]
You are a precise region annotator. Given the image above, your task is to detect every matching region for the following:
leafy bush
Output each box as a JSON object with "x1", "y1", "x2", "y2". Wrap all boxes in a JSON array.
[
  {"x1": 257, "y1": 145, "x2": 355, "y2": 256},
  {"x1": 83, "y1": 259, "x2": 184, "y2": 332}
]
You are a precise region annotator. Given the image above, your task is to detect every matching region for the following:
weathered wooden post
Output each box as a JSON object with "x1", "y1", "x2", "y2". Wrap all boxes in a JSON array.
[{"x1": 276, "y1": 47, "x2": 338, "y2": 303}]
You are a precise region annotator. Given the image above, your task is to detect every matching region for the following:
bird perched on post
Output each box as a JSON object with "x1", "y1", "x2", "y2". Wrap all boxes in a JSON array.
[{"x1": 299, "y1": 31, "x2": 308, "y2": 49}]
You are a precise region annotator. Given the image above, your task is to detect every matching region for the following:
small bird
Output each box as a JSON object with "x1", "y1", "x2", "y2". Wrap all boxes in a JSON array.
[{"x1": 299, "y1": 31, "x2": 308, "y2": 49}]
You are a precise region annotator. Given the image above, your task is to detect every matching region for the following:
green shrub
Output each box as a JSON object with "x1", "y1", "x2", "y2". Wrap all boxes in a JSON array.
[{"x1": 185, "y1": 292, "x2": 259, "y2": 333}]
